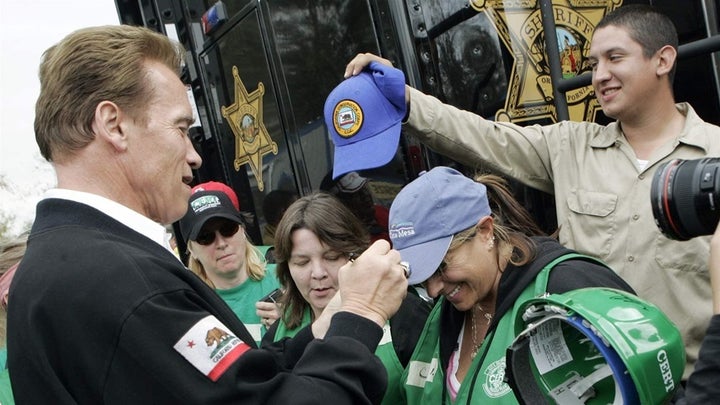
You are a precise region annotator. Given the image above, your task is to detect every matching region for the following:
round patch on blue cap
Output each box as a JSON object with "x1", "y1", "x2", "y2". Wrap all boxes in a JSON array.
[{"x1": 333, "y1": 99, "x2": 364, "y2": 138}]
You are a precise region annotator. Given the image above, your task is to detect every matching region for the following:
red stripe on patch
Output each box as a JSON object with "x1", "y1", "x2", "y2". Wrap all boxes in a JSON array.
[{"x1": 208, "y1": 342, "x2": 251, "y2": 381}]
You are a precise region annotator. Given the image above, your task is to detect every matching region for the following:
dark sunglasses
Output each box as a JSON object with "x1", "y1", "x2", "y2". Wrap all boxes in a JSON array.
[
  {"x1": 195, "y1": 221, "x2": 240, "y2": 245},
  {"x1": 425, "y1": 232, "x2": 476, "y2": 284},
  {"x1": 427, "y1": 261, "x2": 447, "y2": 283}
]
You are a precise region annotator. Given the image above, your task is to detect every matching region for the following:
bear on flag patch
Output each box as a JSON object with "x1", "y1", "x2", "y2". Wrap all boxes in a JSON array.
[{"x1": 174, "y1": 315, "x2": 251, "y2": 381}]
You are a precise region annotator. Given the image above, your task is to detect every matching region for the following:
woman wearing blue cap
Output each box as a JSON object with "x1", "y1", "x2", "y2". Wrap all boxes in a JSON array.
[
  {"x1": 263, "y1": 192, "x2": 430, "y2": 405},
  {"x1": 390, "y1": 166, "x2": 635, "y2": 404}
]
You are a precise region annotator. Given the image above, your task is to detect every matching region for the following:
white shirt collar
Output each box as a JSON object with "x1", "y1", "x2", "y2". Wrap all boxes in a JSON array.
[{"x1": 43, "y1": 188, "x2": 174, "y2": 255}]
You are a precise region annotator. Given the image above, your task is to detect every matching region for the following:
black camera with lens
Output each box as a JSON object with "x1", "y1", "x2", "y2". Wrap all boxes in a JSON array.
[{"x1": 651, "y1": 158, "x2": 720, "y2": 240}]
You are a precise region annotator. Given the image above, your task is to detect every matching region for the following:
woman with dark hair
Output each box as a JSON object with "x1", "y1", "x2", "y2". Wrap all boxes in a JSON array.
[
  {"x1": 262, "y1": 192, "x2": 430, "y2": 404},
  {"x1": 390, "y1": 167, "x2": 636, "y2": 404}
]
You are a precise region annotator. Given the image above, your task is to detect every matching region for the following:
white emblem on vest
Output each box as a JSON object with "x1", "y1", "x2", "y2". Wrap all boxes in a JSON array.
[
  {"x1": 483, "y1": 357, "x2": 511, "y2": 398},
  {"x1": 406, "y1": 358, "x2": 439, "y2": 387}
]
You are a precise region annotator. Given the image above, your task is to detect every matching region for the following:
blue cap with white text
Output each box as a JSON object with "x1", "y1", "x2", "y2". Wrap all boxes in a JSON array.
[
  {"x1": 324, "y1": 61, "x2": 407, "y2": 179},
  {"x1": 389, "y1": 167, "x2": 492, "y2": 285}
]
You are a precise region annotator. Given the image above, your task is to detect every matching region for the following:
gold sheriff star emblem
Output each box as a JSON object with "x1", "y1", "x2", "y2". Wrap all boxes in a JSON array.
[
  {"x1": 221, "y1": 66, "x2": 278, "y2": 191},
  {"x1": 470, "y1": 0, "x2": 623, "y2": 124}
]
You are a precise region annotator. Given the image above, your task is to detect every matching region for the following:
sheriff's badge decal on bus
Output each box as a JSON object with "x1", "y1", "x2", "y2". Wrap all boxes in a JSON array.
[
  {"x1": 222, "y1": 66, "x2": 278, "y2": 191},
  {"x1": 469, "y1": 0, "x2": 622, "y2": 124}
]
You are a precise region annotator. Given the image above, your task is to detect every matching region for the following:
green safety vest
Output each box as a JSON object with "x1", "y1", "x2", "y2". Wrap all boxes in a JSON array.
[
  {"x1": 273, "y1": 307, "x2": 404, "y2": 405},
  {"x1": 402, "y1": 253, "x2": 597, "y2": 404}
]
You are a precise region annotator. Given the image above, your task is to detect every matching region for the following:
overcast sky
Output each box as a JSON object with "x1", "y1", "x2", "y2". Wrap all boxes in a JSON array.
[{"x1": 0, "y1": 1, "x2": 119, "y2": 233}]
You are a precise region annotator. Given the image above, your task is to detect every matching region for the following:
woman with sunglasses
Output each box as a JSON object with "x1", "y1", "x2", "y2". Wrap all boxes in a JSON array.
[
  {"x1": 179, "y1": 181, "x2": 281, "y2": 346},
  {"x1": 262, "y1": 192, "x2": 430, "y2": 405},
  {"x1": 390, "y1": 167, "x2": 635, "y2": 404}
]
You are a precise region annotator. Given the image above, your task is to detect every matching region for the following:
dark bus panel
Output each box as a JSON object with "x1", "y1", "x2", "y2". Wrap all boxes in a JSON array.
[{"x1": 114, "y1": 0, "x2": 720, "y2": 253}]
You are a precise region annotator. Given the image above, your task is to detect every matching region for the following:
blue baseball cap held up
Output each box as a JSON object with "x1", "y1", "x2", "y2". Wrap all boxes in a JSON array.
[
  {"x1": 389, "y1": 167, "x2": 492, "y2": 285},
  {"x1": 324, "y1": 61, "x2": 407, "y2": 180}
]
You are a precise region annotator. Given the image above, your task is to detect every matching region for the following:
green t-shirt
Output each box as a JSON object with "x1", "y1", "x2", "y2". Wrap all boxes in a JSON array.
[
  {"x1": 0, "y1": 349, "x2": 14, "y2": 404},
  {"x1": 216, "y1": 265, "x2": 280, "y2": 346}
]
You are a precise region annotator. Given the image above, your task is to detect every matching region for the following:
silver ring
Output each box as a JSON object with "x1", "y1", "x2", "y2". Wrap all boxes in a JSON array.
[{"x1": 400, "y1": 261, "x2": 411, "y2": 279}]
